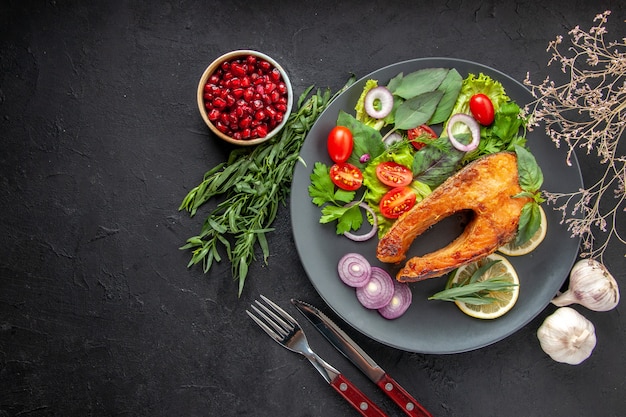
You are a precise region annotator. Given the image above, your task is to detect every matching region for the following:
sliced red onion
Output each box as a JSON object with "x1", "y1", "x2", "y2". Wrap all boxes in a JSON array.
[
  {"x1": 343, "y1": 202, "x2": 378, "y2": 242},
  {"x1": 359, "y1": 153, "x2": 370, "y2": 163},
  {"x1": 356, "y1": 267, "x2": 395, "y2": 309},
  {"x1": 382, "y1": 132, "x2": 403, "y2": 148},
  {"x1": 378, "y1": 281, "x2": 412, "y2": 319},
  {"x1": 446, "y1": 113, "x2": 480, "y2": 152},
  {"x1": 364, "y1": 86, "x2": 394, "y2": 119},
  {"x1": 337, "y1": 253, "x2": 372, "y2": 288}
]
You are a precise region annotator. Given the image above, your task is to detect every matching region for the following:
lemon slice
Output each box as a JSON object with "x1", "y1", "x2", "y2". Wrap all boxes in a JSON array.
[
  {"x1": 498, "y1": 205, "x2": 547, "y2": 256},
  {"x1": 448, "y1": 253, "x2": 520, "y2": 319}
]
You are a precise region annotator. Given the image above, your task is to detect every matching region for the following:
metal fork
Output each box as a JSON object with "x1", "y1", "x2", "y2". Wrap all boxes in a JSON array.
[{"x1": 247, "y1": 295, "x2": 388, "y2": 417}]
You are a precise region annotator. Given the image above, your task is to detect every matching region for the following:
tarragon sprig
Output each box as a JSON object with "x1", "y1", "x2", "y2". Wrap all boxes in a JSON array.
[
  {"x1": 180, "y1": 78, "x2": 356, "y2": 296},
  {"x1": 429, "y1": 260, "x2": 518, "y2": 305}
]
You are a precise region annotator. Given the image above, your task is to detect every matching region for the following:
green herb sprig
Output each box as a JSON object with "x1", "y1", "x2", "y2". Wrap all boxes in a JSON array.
[
  {"x1": 429, "y1": 260, "x2": 518, "y2": 305},
  {"x1": 179, "y1": 79, "x2": 355, "y2": 296}
]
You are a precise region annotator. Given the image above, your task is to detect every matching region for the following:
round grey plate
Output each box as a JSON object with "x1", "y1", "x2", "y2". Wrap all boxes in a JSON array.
[{"x1": 290, "y1": 58, "x2": 582, "y2": 354}]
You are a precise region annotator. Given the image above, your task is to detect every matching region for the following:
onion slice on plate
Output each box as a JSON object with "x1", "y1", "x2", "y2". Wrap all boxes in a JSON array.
[
  {"x1": 364, "y1": 86, "x2": 394, "y2": 119},
  {"x1": 356, "y1": 267, "x2": 395, "y2": 309},
  {"x1": 378, "y1": 281, "x2": 412, "y2": 319},
  {"x1": 337, "y1": 253, "x2": 372, "y2": 287},
  {"x1": 446, "y1": 113, "x2": 480, "y2": 152},
  {"x1": 343, "y1": 202, "x2": 378, "y2": 242}
]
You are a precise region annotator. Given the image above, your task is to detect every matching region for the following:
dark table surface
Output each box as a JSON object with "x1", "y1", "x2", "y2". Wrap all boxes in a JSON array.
[{"x1": 1, "y1": 1, "x2": 624, "y2": 416}]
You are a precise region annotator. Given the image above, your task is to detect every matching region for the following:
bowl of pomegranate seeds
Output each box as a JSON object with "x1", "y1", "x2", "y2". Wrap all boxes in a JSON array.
[{"x1": 197, "y1": 50, "x2": 293, "y2": 145}]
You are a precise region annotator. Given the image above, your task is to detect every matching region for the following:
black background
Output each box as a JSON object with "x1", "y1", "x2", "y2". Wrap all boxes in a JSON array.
[{"x1": 1, "y1": 1, "x2": 624, "y2": 416}]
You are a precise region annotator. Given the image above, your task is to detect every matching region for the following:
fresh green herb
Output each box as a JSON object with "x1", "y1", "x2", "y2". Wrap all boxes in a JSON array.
[
  {"x1": 179, "y1": 80, "x2": 355, "y2": 296},
  {"x1": 412, "y1": 136, "x2": 465, "y2": 188},
  {"x1": 308, "y1": 161, "x2": 365, "y2": 234},
  {"x1": 428, "y1": 69, "x2": 463, "y2": 124},
  {"x1": 391, "y1": 68, "x2": 449, "y2": 99},
  {"x1": 394, "y1": 90, "x2": 444, "y2": 130},
  {"x1": 512, "y1": 145, "x2": 545, "y2": 245},
  {"x1": 428, "y1": 260, "x2": 518, "y2": 305}
]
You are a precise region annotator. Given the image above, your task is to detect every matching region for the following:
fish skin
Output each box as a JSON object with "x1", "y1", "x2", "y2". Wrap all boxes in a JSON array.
[{"x1": 376, "y1": 152, "x2": 531, "y2": 283}]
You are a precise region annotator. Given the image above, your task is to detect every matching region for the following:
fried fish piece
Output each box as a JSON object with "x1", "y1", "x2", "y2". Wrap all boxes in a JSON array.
[{"x1": 377, "y1": 152, "x2": 531, "y2": 283}]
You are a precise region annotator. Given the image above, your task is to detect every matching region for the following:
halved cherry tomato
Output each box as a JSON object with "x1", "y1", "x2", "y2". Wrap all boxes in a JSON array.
[
  {"x1": 327, "y1": 126, "x2": 354, "y2": 163},
  {"x1": 330, "y1": 162, "x2": 363, "y2": 191},
  {"x1": 375, "y1": 161, "x2": 413, "y2": 187},
  {"x1": 379, "y1": 186, "x2": 416, "y2": 219},
  {"x1": 469, "y1": 93, "x2": 495, "y2": 125},
  {"x1": 407, "y1": 124, "x2": 437, "y2": 150}
]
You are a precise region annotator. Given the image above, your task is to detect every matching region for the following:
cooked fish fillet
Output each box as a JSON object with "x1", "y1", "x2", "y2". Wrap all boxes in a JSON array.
[{"x1": 377, "y1": 152, "x2": 531, "y2": 283}]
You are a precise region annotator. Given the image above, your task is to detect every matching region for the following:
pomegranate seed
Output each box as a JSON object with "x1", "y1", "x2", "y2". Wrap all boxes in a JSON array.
[
  {"x1": 240, "y1": 116, "x2": 252, "y2": 128},
  {"x1": 246, "y1": 55, "x2": 257, "y2": 66},
  {"x1": 256, "y1": 124, "x2": 268, "y2": 137},
  {"x1": 225, "y1": 94, "x2": 236, "y2": 107},
  {"x1": 270, "y1": 90, "x2": 280, "y2": 103},
  {"x1": 243, "y1": 88, "x2": 254, "y2": 101},
  {"x1": 242, "y1": 128, "x2": 251, "y2": 139},
  {"x1": 255, "y1": 109, "x2": 266, "y2": 121},
  {"x1": 277, "y1": 82, "x2": 287, "y2": 94},
  {"x1": 240, "y1": 76, "x2": 251, "y2": 88},
  {"x1": 258, "y1": 60, "x2": 271, "y2": 72},
  {"x1": 209, "y1": 74, "x2": 220, "y2": 84},
  {"x1": 213, "y1": 97, "x2": 227, "y2": 109},
  {"x1": 232, "y1": 88, "x2": 244, "y2": 99},
  {"x1": 231, "y1": 63, "x2": 246, "y2": 78},
  {"x1": 220, "y1": 112, "x2": 230, "y2": 125},
  {"x1": 233, "y1": 131, "x2": 242, "y2": 140},
  {"x1": 275, "y1": 103, "x2": 287, "y2": 112},
  {"x1": 270, "y1": 68, "x2": 281, "y2": 82},
  {"x1": 274, "y1": 113, "x2": 284, "y2": 124},
  {"x1": 220, "y1": 61, "x2": 230, "y2": 71},
  {"x1": 208, "y1": 109, "x2": 220, "y2": 121},
  {"x1": 252, "y1": 99, "x2": 263, "y2": 110},
  {"x1": 215, "y1": 121, "x2": 229, "y2": 133}
]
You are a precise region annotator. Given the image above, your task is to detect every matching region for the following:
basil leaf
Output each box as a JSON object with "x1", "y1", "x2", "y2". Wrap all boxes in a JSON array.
[
  {"x1": 386, "y1": 72, "x2": 404, "y2": 93},
  {"x1": 394, "y1": 90, "x2": 444, "y2": 130},
  {"x1": 429, "y1": 69, "x2": 463, "y2": 124},
  {"x1": 515, "y1": 202, "x2": 541, "y2": 245},
  {"x1": 393, "y1": 68, "x2": 449, "y2": 99},
  {"x1": 515, "y1": 145, "x2": 544, "y2": 193},
  {"x1": 337, "y1": 111, "x2": 386, "y2": 168},
  {"x1": 412, "y1": 137, "x2": 464, "y2": 187}
]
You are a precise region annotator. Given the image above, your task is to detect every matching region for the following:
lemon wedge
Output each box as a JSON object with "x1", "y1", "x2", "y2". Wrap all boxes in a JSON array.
[{"x1": 498, "y1": 205, "x2": 547, "y2": 257}]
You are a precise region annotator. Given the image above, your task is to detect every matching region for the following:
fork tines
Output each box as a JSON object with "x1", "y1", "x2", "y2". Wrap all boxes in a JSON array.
[{"x1": 246, "y1": 294, "x2": 297, "y2": 342}]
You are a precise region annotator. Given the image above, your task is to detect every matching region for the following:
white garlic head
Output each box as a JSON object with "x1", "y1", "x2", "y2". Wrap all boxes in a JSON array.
[
  {"x1": 552, "y1": 259, "x2": 619, "y2": 312},
  {"x1": 537, "y1": 307, "x2": 597, "y2": 365}
]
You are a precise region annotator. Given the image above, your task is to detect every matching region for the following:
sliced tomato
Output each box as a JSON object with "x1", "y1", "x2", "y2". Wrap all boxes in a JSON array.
[
  {"x1": 375, "y1": 161, "x2": 413, "y2": 187},
  {"x1": 379, "y1": 186, "x2": 416, "y2": 219},
  {"x1": 327, "y1": 126, "x2": 354, "y2": 163},
  {"x1": 407, "y1": 124, "x2": 437, "y2": 150},
  {"x1": 330, "y1": 162, "x2": 363, "y2": 191}
]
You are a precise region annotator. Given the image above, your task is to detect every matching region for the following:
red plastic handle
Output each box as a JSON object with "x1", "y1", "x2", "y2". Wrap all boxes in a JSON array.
[
  {"x1": 330, "y1": 373, "x2": 388, "y2": 417},
  {"x1": 376, "y1": 373, "x2": 433, "y2": 417}
]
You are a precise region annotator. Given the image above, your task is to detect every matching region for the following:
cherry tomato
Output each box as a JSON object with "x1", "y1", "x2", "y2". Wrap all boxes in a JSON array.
[
  {"x1": 407, "y1": 124, "x2": 437, "y2": 150},
  {"x1": 469, "y1": 93, "x2": 495, "y2": 125},
  {"x1": 379, "y1": 186, "x2": 416, "y2": 219},
  {"x1": 329, "y1": 162, "x2": 363, "y2": 191},
  {"x1": 327, "y1": 126, "x2": 354, "y2": 163},
  {"x1": 375, "y1": 162, "x2": 413, "y2": 187}
]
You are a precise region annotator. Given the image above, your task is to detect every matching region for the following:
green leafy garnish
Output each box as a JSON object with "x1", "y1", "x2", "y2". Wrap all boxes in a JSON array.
[
  {"x1": 391, "y1": 68, "x2": 449, "y2": 99},
  {"x1": 179, "y1": 81, "x2": 355, "y2": 296},
  {"x1": 394, "y1": 90, "x2": 444, "y2": 130},
  {"x1": 513, "y1": 145, "x2": 545, "y2": 246},
  {"x1": 429, "y1": 260, "x2": 518, "y2": 305}
]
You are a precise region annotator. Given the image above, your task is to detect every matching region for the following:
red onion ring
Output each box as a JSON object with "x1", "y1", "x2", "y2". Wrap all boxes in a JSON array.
[
  {"x1": 446, "y1": 113, "x2": 480, "y2": 152},
  {"x1": 337, "y1": 253, "x2": 372, "y2": 288},
  {"x1": 364, "y1": 86, "x2": 394, "y2": 119},
  {"x1": 356, "y1": 267, "x2": 395, "y2": 309},
  {"x1": 343, "y1": 202, "x2": 378, "y2": 242},
  {"x1": 378, "y1": 281, "x2": 412, "y2": 319}
]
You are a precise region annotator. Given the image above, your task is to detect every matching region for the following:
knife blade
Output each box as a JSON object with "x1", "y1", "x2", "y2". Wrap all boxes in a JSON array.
[{"x1": 292, "y1": 299, "x2": 433, "y2": 417}]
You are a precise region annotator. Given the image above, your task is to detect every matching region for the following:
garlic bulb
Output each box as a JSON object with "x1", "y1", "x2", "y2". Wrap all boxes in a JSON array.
[
  {"x1": 551, "y1": 259, "x2": 619, "y2": 311},
  {"x1": 537, "y1": 307, "x2": 596, "y2": 365}
]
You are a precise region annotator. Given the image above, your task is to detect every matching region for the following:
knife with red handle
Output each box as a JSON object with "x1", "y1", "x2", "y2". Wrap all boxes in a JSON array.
[{"x1": 292, "y1": 299, "x2": 434, "y2": 417}]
